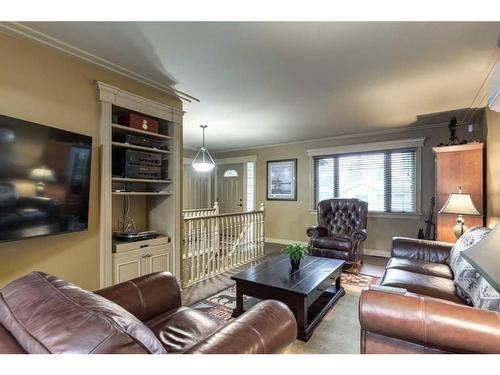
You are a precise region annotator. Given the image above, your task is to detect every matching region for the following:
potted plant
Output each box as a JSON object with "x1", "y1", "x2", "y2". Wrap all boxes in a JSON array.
[{"x1": 281, "y1": 243, "x2": 309, "y2": 271}]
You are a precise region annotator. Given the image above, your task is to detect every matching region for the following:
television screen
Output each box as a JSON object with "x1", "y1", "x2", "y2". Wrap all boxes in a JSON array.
[{"x1": 0, "y1": 114, "x2": 92, "y2": 242}]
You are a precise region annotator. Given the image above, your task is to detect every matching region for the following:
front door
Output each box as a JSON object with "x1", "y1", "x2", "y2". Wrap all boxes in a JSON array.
[{"x1": 217, "y1": 163, "x2": 244, "y2": 214}]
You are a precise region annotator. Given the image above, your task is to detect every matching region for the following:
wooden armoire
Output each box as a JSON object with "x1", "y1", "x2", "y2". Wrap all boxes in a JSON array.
[{"x1": 433, "y1": 143, "x2": 484, "y2": 243}]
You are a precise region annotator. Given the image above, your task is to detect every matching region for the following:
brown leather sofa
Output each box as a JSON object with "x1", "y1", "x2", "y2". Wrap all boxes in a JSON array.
[
  {"x1": 307, "y1": 198, "x2": 368, "y2": 271},
  {"x1": 0, "y1": 271, "x2": 297, "y2": 354},
  {"x1": 359, "y1": 237, "x2": 500, "y2": 353}
]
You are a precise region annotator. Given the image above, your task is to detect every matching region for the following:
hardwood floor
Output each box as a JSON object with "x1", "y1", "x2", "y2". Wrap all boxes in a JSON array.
[{"x1": 181, "y1": 242, "x2": 388, "y2": 305}]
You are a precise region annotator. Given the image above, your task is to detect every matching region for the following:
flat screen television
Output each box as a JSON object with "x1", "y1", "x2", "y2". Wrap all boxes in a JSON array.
[{"x1": 0, "y1": 114, "x2": 92, "y2": 242}]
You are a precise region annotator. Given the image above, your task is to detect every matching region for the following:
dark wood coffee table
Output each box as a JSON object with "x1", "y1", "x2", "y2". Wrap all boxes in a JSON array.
[{"x1": 231, "y1": 255, "x2": 345, "y2": 341}]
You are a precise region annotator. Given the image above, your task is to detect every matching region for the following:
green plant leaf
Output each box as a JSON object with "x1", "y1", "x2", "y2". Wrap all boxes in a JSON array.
[{"x1": 281, "y1": 243, "x2": 309, "y2": 261}]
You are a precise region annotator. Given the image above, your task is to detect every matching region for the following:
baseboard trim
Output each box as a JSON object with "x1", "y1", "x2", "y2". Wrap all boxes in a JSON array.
[
  {"x1": 266, "y1": 238, "x2": 390, "y2": 258},
  {"x1": 265, "y1": 237, "x2": 308, "y2": 246},
  {"x1": 364, "y1": 248, "x2": 390, "y2": 258}
]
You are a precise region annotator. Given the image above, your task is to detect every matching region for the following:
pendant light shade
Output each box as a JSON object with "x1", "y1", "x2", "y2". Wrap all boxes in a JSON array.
[{"x1": 192, "y1": 125, "x2": 215, "y2": 172}]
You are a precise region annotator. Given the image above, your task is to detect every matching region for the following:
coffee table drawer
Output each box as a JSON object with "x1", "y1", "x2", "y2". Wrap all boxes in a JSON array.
[{"x1": 307, "y1": 274, "x2": 336, "y2": 305}]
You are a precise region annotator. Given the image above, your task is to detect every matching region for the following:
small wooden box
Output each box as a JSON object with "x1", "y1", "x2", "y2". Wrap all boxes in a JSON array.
[{"x1": 119, "y1": 113, "x2": 159, "y2": 134}]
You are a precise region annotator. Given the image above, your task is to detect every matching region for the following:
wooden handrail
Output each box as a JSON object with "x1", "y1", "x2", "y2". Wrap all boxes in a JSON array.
[{"x1": 184, "y1": 209, "x2": 262, "y2": 221}]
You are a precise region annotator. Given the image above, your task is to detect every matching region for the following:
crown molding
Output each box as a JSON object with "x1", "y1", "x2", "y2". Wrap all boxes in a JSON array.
[
  {"x1": 96, "y1": 81, "x2": 184, "y2": 123},
  {"x1": 0, "y1": 22, "x2": 199, "y2": 103},
  {"x1": 215, "y1": 121, "x2": 454, "y2": 154}
]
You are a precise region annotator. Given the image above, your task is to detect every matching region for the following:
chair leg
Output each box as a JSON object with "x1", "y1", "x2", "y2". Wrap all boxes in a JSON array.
[{"x1": 352, "y1": 261, "x2": 361, "y2": 276}]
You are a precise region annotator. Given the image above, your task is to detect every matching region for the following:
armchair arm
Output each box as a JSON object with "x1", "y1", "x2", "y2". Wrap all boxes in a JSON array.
[
  {"x1": 95, "y1": 272, "x2": 182, "y2": 323},
  {"x1": 306, "y1": 225, "x2": 328, "y2": 239},
  {"x1": 391, "y1": 237, "x2": 454, "y2": 264},
  {"x1": 359, "y1": 289, "x2": 500, "y2": 354},
  {"x1": 186, "y1": 300, "x2": 297, "y2": 354},
  {"x1": 351, "y1": 229, "x2": 367, "y2": 242}
]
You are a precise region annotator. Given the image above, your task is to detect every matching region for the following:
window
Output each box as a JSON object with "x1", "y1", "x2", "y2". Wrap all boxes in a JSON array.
[
  {"x1": 246, "y1": 162, "x2": 255, "y2": 211},
  {"x1": 313, "y1": 148, "x2": 417, "y2": 213},
  {"x1": 223, "y1": 169, "x2": 238, "y2": 177}
]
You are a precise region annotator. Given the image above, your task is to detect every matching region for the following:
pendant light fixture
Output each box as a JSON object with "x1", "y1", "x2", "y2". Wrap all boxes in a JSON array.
[{"x1": 192, "y1": 125, "x2": 216, "y2": 172}]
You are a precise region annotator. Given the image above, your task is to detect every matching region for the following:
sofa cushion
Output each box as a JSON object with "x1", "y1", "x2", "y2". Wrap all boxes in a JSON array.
[
  {"x1": 448, "y1": 227, "x2": 500, "y2": 311},
  {"x1": 0, "y1": 272, "x2": 166, "y2": 354},
  {"x1": 146, "y1": 306, "x2": 226, "y2": 353},
  {"x1": 386, "y1": 257, "x2": 453, "y2": 279},
  {"x1": 312, "y1": 237, "x2": 352, "y2": 252},
  {"x1": 379, "y1": 268, "x2": 465, "y2": 305}
]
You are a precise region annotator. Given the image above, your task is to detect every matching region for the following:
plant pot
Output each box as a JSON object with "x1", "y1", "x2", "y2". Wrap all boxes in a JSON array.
[{"x1": 290, "y1": 258, "x2": 301, "y2": 271}]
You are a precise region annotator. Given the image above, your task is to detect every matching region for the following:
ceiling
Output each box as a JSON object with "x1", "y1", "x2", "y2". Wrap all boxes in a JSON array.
[{"x1": 21, "y1": 22, "x2": 500, "y2": 151}]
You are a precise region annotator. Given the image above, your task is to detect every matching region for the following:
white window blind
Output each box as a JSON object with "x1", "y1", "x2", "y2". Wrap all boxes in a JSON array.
[{"x1": 313, "y1": 148, "x2": 416, "y2": 213}]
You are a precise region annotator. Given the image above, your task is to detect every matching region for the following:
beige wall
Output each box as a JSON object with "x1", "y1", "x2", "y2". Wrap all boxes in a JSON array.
[
  {"x1": 486, "y1": 108, "x2": 500, "y2": 226},
  {"x1": 215, "y1": 123, "x2": 483, "y2": 254},
  {"x1": 0, "y1": 32, "x2": 181, "y2": 290}
]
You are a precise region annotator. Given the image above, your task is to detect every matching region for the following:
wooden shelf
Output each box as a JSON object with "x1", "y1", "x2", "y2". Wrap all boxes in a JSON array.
[
  {"x1": 112, "y1": 141, "x2": 171, "y2": 155},
  {"x1": 111, "y1": 123, "x2": 172, "y2": 140},
  {"x1": 98, "y1": 85, "x2": 182, "y2": 287},
  {"x1": 112, "y1": 177, "x2": 172, "y2": 184},
  {"x1": 112, "y1": 191, "x2": 172, "y2": 196}
]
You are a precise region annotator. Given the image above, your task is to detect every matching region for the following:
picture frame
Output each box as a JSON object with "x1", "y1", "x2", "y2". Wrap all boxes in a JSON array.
[{"x1": 266, "y1": 159, "x2": 297, "y2": 201}]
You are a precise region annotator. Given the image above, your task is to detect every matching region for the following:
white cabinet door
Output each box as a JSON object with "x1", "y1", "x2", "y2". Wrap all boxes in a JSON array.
[
  {"x1": 142, "y1": 244, "x2": 172, "y2": 275},
  {"x1": 112, "y1": 243, "x2": 172, "y2": 285},
  {"x1": 112, "y1": 250, "x2": 143, "y2": 284}
]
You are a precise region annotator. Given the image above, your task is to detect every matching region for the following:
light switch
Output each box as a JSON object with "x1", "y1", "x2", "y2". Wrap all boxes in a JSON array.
[{"x1": 468, "y1": 124, "x2": 474, "y2": 133}]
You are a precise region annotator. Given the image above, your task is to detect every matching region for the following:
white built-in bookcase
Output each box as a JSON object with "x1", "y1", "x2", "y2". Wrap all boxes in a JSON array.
[{"x1": 97, "y1": 81, "x2": 183, "y2": 288}]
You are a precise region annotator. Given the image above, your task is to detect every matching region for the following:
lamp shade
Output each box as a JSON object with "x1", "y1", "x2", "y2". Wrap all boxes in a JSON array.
[
  {"x1": 192, "y1": 148, "x2": 215, "y2": 172},
  {"x1": 29, "y1": 166, "x2": 56, "y2": 182},
  {"x1": 462, "y1": 222, "x2": 500, "y2": 291},
  {"x1": 192, "y1": 124, "x2": 215, "y2": 172},
  {"x1": 438, "y1": 192, "x2": 480, "y2": 215}
]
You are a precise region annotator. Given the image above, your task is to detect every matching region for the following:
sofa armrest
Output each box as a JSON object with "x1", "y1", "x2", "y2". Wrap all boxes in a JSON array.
[
  {"x1": 391, "y1": 237, "x2": 454, "y2": 263},
  {"x1": 0, "y1": 324, "x2": 26, "y2": 354},
  {"x1": 95, "y1": 272, "x2": 182, "y2": 323},
  {"x1": 186, "y1": 300, "x2": 297, "y2": 354},
  {"x1": 306, "y1": 225, "x2": 328, "y2": 239},
  {"x1": 359, "y1": 289, "x2": 500, "y2": 354}
]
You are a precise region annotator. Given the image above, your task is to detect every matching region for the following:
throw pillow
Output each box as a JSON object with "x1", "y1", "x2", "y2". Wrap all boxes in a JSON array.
[{"x1": 448, "y1": 226, "x2": 500, "y2": 311}]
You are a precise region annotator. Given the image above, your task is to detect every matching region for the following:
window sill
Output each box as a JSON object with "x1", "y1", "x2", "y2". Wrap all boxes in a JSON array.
[{"x1": 308, "y1": 209, "x2": 422, "y2": 220}]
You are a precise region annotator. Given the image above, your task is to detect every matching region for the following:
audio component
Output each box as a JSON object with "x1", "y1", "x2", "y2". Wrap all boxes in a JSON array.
[
  {"x1": 115, "y1": 164, "x2": 162, "y2": 179},
  {"x1": 114, "y1": 149, "x2": 162, "y2": 167},
  {"x1": 112, "y1": 230, "x2": 159, "y2": 242},
  {"x1": 115, "y1": 134, "x2": 167, "y2": 149}
]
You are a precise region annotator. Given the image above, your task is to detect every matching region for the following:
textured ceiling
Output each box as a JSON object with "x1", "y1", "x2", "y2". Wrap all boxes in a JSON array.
[{"x1": 23, "y1": 22, "x2": 500, "y2": 151}]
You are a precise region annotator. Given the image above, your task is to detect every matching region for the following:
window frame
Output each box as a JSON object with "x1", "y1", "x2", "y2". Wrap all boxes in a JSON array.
[
  {"x1": 307, "y1": 138, "x2": 424, "y2": 219},
  {"x1": 223, "y1": 169, "x2": 239, "y2": 178}
]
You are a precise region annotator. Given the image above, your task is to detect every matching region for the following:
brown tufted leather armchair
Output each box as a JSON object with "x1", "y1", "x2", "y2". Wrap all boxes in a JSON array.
[{"x1": 306, "y1": 198, "x2": 368, "y2": 273}]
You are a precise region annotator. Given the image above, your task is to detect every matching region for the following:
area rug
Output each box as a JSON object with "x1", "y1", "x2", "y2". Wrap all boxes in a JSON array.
[{"x1": 191, "y1": 272, "x2": 379, "y2": 324}]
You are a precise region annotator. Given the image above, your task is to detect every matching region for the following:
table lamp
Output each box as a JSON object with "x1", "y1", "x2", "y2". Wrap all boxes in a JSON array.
[
  {"x1": 438, "y1": 187, "x2": 481, "y2": 239},
  {"x1": 462, "y1": 222, "x2": 500, "y2": 292},
  {"x1": 29, "y1": 166, "x2": 56, "y2": 197}
]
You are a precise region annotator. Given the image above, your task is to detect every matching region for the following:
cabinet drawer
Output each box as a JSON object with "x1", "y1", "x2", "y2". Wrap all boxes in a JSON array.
[
  {"x1": 113, "y1": 235, "x2": 169, "y2": 253},
  {"x1": 307, "y1": 274, "x2": 336, "y2": 306}
]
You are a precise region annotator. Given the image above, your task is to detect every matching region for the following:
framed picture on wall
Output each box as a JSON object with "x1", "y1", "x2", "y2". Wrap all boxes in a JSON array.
[{"x1": 266, "y1": 159, "x2": 297, "y2": 201}]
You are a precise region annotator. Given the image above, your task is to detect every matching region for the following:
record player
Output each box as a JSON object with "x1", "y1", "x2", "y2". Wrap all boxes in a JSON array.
[{"x1": 112, "y1": 230, "x2": 158, "y2": 242}]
